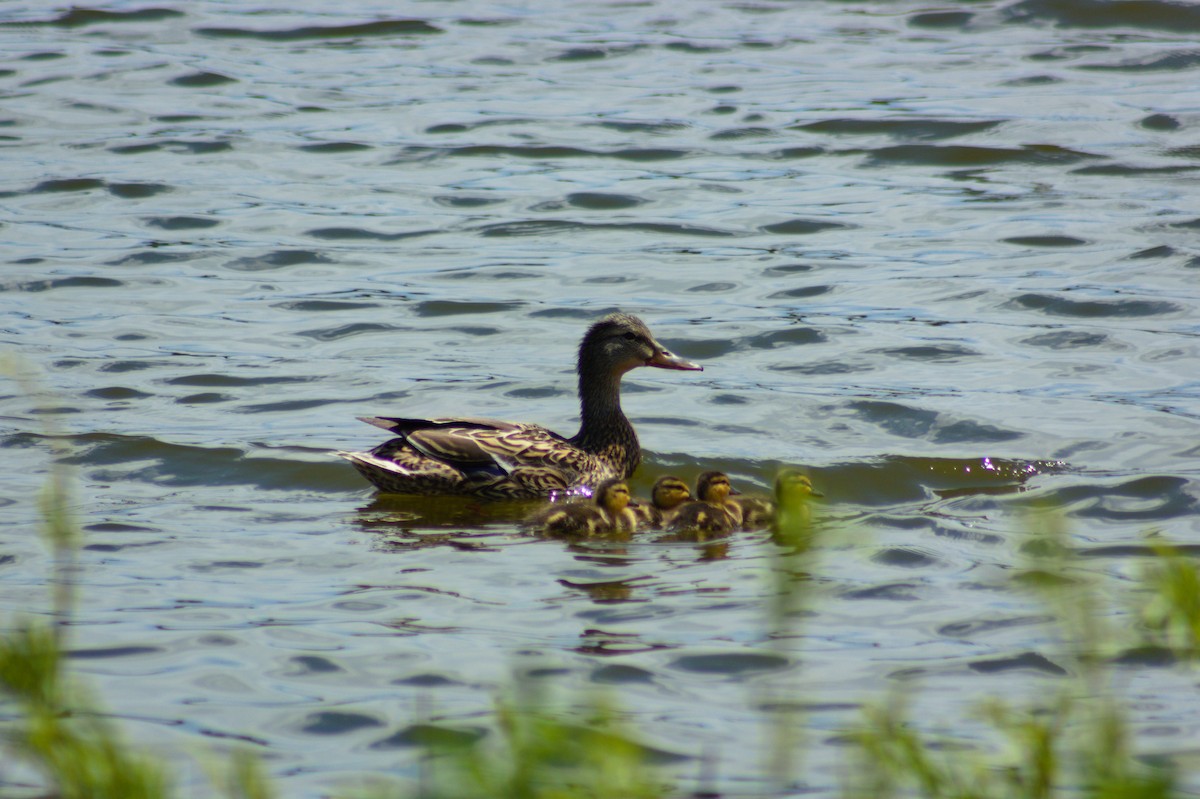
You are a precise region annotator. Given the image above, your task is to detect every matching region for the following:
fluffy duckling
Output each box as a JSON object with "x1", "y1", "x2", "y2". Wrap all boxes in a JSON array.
[
  {"x1": 669, "y1": 471, "x2": 742, "y2": 534},
  {"x1": 731, "y1": 471, "x2": 820, "y2": 529},
  {"x1": 771, "y1": 469, "x2": 821, "y2": 537},
  {"x1": 526, "y1": 478, "x2": 637, "y2": 537},
  {"x1": 632, "y1": 475, "x2": 692, "y2": 529}
]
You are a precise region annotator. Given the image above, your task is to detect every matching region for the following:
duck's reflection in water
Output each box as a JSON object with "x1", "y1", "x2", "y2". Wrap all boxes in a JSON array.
[
  {"x1": 354, "y1": 493, "x2": 532, "y2": 552},
  {"x1": 559, "y1": 574, "x2": 638, "y2": 603},
  {"x1": 357, "y1": 493, "x2": 537, "y2": 527}
]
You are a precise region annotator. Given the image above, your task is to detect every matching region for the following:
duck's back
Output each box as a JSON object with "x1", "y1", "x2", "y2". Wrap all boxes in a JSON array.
[
  {"x1": 340, "y1": 416, "x2": 621, "y2": 499},
  {"x1": 731, "y1": 495, "x2": 775, "y2": 528},
  {"x1": 669, "y1": 501, "x2": 738, "y2": 534},
  {"x1": 526, "y1": 501, "x2": 611, "y2": 536},
  {"x1": 631, "y1": 504, "x2": 664, "y2": 529}
]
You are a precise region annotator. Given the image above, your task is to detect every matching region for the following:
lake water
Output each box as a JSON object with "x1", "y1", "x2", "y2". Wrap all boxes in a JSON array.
[{"x1": 1, "y1": 0, "x2": 1199, "y2": 795}]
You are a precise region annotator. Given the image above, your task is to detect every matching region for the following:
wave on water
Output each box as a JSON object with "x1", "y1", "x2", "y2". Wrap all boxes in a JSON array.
[
  {"x1": 8, "y1": 432, "x2": 359, "y2": 493},
  {"x1": 195, "y1": 19, "x2": 443, "y2": 40},
  {"x1": 1003, "y1": 0, "x2": 1200, "y2": 32}
]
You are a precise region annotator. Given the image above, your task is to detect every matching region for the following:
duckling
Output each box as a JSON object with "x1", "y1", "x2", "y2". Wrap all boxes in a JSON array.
[
  {"x1": 730, "y1": 492, "x2": 774, "y2": 529},
  {"x1": 771, "y1": 469, "x2": 821, "y2": 537},
  {"x1": 631, "y1": 475, "x2": 692, "y2": 529},
  {"x1": 669, "y1": 471, "x2": 742, "y2": 534},
  {"x1": 338, "y1": 313, "x2": 702, "y2": 499},
  {"x1": 525, "y1": 478, "x2": 637, "y2": 537},
  {"x1": 728, "y1": 470, "x2": 822, "y2": 529}
]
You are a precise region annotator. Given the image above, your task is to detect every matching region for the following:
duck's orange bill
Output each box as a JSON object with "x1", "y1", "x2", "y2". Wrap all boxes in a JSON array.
[{"x1": 647, "y1": 348, "x2": 702, "y2": 371}]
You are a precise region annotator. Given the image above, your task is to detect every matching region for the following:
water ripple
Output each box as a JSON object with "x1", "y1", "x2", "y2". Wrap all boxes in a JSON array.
[
  {"x1": 1005, "y1": 0, "x2": 1200, "y2": 32},
  {"x1": 195, "y1": 19, "x2": 443, "y2": 41}
]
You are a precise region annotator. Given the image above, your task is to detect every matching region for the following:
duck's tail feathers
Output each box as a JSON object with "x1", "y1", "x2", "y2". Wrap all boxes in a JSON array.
[
  {"x1": 335, "y1": 448, "x2": 473, "y2": 495},
  {"x1": 336, "y1": 449, "x2": 413, "y2": 474}
]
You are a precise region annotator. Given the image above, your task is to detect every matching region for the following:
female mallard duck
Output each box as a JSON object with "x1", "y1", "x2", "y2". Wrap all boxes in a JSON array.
[
  {"x1": 669, "y1": 471, "x2": 742, "y2": 534},
  {"x1": 525, "y1": 478, "x2": 637, "y2": 536},
  {"x1": 732, "y1": 470, "x2": 821, "y2": 529},
  {"x1": 338, "y1": 313, "x2": 701, "y2": 499},
  {"x1": 631, "y1": 475, "x2": 692, "y2": 529}
]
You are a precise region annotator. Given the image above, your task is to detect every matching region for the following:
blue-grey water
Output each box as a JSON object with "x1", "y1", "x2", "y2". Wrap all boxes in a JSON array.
[{"x1": 2, "y1": 1, "x2": 1199, "y2": 796}]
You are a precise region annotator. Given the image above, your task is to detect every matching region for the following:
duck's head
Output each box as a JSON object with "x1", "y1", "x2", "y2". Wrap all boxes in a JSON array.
[
  {"x1": 695, "y1": 471, "x2": 734, "y2": 503},
  {"x1": 651, "y1": 475, "x2": 692, "y2": 510},
  {"x1": 775, "y1": 469, "x2": 821, "y2": 499},
  {"x1": 594, "y1": 478, "x2": 632, "y2": 513},
  {"x1": 579, "y1": 313, "x2": 702, "y2": 378}
]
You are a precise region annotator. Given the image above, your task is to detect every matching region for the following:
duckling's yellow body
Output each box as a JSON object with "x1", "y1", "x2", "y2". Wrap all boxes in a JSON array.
[
  {"x1": 770, "y1": 469, "x2": 821, "y2": 534},
  {"x1": 338, "y1": 313, "x2": 701, "y2": 499},
  {"x1": 632, "y1": 475, "x2": 692, "y2": 529},
  {"x1": 725, "y1": 471, "x2": 821, "y2": 529},
  {"x1": 669, "y1": 471, "x2": 741, "y2": 534},
  {"x1": 526, "y1": 478, "x2": 637, "y2": 537}
]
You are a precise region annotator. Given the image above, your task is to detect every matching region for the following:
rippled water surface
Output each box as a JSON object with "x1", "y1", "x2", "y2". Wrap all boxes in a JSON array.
[{"x1": 2, "y1": 0, "x2": 1200, "y2": 795}]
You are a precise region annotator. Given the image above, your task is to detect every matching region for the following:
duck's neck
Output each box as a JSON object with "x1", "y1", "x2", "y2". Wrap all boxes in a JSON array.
[{"x1": 569, "y1": 368, "x2": 641, "y2": 477}]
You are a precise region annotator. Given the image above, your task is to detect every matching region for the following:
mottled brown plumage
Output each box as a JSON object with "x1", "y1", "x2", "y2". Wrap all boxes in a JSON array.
[
  {"x1": 338, "y1": 313, "x2": 701, "y2": 498},
  {"x1": 525, "y1": 478, "x2": 638, "y2": 536},
  {"x1": 669, "y1": 471, "x2": 741, "y2": 534},
  {"x1": 632, "y1": 475, "x2": 692, "y2": 529},
  {"x1": 731, "y1": 495, "x2": 774, "y2": 529}
]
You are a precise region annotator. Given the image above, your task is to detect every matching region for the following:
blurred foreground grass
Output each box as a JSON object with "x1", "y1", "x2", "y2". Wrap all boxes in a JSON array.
[
  {"x1": 845, "y1": 506, "x2": 1182, "y2": 799},
  {"x1": 2, "y1": 357, "x2": 1198, "y2": 797},
  {"x1": 0, "y1": 355, "x2": 176, "y2": 799}
]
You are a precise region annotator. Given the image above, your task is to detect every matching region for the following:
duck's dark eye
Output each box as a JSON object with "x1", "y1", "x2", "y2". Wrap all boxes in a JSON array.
[{"x1": 623, "y1": 332, "x2": 640, "y2": 342}]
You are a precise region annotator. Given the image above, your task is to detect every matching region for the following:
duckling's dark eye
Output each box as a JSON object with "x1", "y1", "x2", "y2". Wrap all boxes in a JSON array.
[{"x1": 623, "y1": 332, "x2": 639, "y2": 342}]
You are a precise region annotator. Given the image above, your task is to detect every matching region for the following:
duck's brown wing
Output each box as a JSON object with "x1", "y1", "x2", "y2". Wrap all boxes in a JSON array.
[
  {"x1": 360, "y1": 416, "x2": 568, "y2": 467},
  {"x1": 360, "y1": 416, "x2": 531, "y2": 436},
  {"x1": 358, "y1": 415, "x2": 600, "y2": 491},
  {"x1": 351, "y1": 415, "x2": 625, "y2": 498}
]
